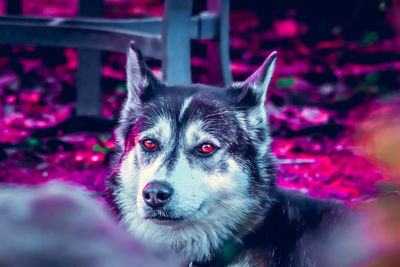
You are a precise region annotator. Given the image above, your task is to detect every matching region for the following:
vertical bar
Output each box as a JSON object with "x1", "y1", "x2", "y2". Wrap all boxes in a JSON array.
[
  {"x1": 76, "y1": 0, "x2": 104, "y2": 116},
  {"x1": 161, "y1": 0, "x2": 193, "y2": 85},
  {"x1": 206, "y1": 0, "x2": 232, "y2": 86},
  {"x1": 7, "y1": 0, "x2": 22, "y2": 15},
  {"x1": 78, "y1": 0, "x2": 104, "y2": 17},
  {"x1": 76, "y1": 49, "x2": 103, "y2": 116}
]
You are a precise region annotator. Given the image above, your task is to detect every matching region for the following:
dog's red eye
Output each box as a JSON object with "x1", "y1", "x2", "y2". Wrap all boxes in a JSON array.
[
  {"x1": 143, "y1": 139, "x2": 156, "y2": 150},
  {"x1": 199, "y1": 144, "x2": 214, "y2": 154}
]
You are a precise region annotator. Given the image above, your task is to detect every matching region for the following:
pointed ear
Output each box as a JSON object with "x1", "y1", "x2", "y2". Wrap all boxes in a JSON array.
[
  {"x1": 244, "y1": 51, "x2": 277, "y2": 106},
  {"x1": 228, "y1": 52, "x2": 277, "y2": 142},
  {"x1": 126, "y1": 42, "x2": 161, "y2": 104},
  {"x1": 116, "y1": 43, "x2": 162, "y2": 148}
]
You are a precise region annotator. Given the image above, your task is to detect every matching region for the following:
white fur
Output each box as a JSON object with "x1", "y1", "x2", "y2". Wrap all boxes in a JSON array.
[
  {"x1": 230, "y1": 256, "x2": 251, "y2": 267},
  {"x1": 116, "y1": 118, "x2": 257, "y2": 264},
  {"x1": 184, "y1": 120, "x2": 221, "y2": 148},
  {"x1": 139, "y1": 116, "x2": 173, "y2": 148},
  {"x1": 126, "y1": 48, "x2": 149, "y2": 98},
  {"x1": 179, "y1": 96, "x2": 193, "y2": 121}
]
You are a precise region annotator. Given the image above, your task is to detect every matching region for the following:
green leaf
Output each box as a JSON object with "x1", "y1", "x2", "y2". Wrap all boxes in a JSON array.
[
  {"x1": 26, "y1": 138, "x2": 40, "y2": 146},
  {"x1": 361, "y1": 32, "x2": 378, "y2": 46},
  {"x1": 117, "y1": 84, "x2": 126, "y2": 92},
  {"x1": 276, "y1": 77, "x2": 296, "y2": 88},
  {"x1": 92, "y1": 144, "x2": 101, "y2": 152}
]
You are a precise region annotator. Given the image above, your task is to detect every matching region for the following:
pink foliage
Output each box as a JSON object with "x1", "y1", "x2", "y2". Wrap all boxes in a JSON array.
[{"x1": 0, "y1": 0, "x2": 399, "y2": 202}]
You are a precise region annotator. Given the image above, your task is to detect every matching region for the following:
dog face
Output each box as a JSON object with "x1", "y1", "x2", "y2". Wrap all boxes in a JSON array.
[{"x1": 108, "y1": 44, "x2": 277, "y2": 262}]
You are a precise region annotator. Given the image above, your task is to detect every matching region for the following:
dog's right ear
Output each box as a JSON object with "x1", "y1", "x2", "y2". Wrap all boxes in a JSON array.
[
  {"x1": 126, "y1": 42, "x2": 162, "y2": 105},
  {"x1": 116, "y1": 44, "x2": 162, "y2": 148}
]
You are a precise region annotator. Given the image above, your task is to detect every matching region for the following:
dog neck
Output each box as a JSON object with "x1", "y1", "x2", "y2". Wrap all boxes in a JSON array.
[
  {"x1": 191, "y1": 235, "x2": 244, "y2": 267},
  {"x1": 191, "y1": 209, "x2": 266, "y2": 266}
]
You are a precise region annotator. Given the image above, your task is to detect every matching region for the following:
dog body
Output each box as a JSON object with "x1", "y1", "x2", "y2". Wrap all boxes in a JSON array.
[{"x1": 107, "y1": 45, "x2": 346, "y2": 266}]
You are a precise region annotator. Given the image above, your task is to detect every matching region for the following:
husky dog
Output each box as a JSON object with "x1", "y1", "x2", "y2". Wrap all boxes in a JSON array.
[{"x1": 107, "y1": 44, "x2": 347, "y2": 267}]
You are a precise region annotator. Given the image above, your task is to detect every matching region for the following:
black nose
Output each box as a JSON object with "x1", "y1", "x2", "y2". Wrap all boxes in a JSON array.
[{"x1": 142, "y1": 182, "x2": 173, "y2": 208}]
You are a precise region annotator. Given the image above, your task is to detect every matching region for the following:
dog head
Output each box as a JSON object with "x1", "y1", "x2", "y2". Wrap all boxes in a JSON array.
[{"x1": 108, "y1": 43, "x2": 277, "y2": 262}]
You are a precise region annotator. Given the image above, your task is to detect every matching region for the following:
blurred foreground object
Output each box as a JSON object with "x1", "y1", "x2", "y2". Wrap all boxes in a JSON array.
[
  {"x1": 359, "y1": 194, "x2": 400, "y2": 267},
  {"x1": 311, "y1": 195, "x2": 400, "y2": 267},
  {"x1": 0, "y1": 182, "x2": 178, "y2": 267},
  {"x1": 353, "y1": 104, "x2": 400, "y2": 266},
  {"x1": 355, "y1": 105, "x2": 400, "y2": 181}
]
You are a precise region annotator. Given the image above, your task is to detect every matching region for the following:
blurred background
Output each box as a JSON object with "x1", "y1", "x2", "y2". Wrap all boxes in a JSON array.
[
  {"x1": 0, "y1": 0, "x2": 399, "y2": 265},
  {"x1": 0, "y1": 0, "x2": 399, "y2": 199}
]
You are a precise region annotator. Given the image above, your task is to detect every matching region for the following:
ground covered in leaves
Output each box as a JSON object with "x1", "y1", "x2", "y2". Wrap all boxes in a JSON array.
[{"x1": 0, "y1": 0, "x2": 399, "y2": 201}]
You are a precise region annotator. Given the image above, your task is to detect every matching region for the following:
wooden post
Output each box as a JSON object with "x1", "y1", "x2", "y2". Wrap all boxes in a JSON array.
[
  {"x1": 76, "y1": 0, "x2": 104, "y2": 116},
  {"x1": 6, "y1": 0, "x2": 22, "y2": 15},
  {"x1": 161, "y1": 0, "x2": 193, "y2": 85},
  {"x1": 206, "y1": 0, "x2": 232, "y2": 86}
]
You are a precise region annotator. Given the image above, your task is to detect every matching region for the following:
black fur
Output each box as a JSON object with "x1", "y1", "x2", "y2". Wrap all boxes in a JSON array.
[
  {"x1": 192, "y1": 190, "x2": 346, "y2": 267},
  {"x1": 107, "y1": 46, "x2": 349, "y2": 267},
  {"x1": 235, "y1": 190, "x2": 345, "y2": 267}
]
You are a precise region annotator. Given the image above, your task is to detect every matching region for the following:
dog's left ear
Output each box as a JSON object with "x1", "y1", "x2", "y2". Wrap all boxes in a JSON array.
[
  {"x1": 243, "y1": 51, "x2": 277, "y2": 107},
  {"x1": 229, "y1": 52, "x2": 277, "y2": 144}
]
